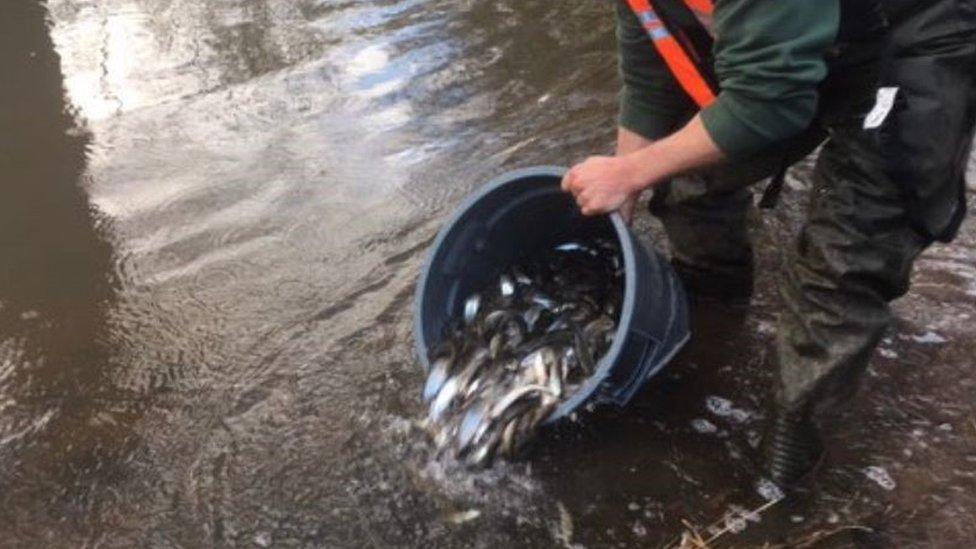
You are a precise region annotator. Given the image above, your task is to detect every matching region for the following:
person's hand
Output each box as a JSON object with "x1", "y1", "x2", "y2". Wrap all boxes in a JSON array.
[{"x1": 561, "y1": 155, "x2": 645, "y2": 217}]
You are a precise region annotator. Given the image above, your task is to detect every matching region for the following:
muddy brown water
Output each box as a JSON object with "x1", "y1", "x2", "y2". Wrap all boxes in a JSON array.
[{"x1": 1, "y1": 1, "x2": 974, "y2": 547}]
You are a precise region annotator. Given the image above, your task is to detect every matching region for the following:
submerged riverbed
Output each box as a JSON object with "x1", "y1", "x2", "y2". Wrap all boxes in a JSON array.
[{"x1": 2, "y1": 1, "x2": 974, "y2": 546}]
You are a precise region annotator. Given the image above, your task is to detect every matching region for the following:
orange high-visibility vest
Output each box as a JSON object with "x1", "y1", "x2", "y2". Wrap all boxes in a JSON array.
[{"x1": 624, "y1": 0, "x2": 717, "y2": 108}]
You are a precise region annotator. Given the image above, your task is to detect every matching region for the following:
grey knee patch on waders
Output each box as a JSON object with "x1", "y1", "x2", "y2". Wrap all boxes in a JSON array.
[{"x1": 649, "y1": 174, "x2": 755, "y2": 285}]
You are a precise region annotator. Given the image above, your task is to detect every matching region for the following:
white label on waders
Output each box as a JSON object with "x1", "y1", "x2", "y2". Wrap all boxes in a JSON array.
[{"x1": 863, "y1": 87, "x2": 899, "y2": 129}]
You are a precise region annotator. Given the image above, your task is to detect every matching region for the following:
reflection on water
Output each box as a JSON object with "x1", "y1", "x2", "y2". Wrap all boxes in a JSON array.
[
  {"x1": 1, "y1": 0, "x2": 974, "y2": 546},
  {"x1": 0, "y1": 0, "x2": 130, "y2": 540}
]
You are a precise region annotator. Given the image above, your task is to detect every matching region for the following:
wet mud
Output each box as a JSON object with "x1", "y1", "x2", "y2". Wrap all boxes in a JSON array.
[{"x1": 1, "y1": 1, "x2": 974, "y2": 547}]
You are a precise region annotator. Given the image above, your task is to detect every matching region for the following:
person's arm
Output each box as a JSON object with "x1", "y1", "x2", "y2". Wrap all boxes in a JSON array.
[
  {"x1": 615, "y1": 127, "x2": 654, "y2": 221},
  {"x1": 612, "y1": 0, "x2": 695, "y2": 221},
  {"x1": 564, "y1": 114, "x2": 722, "y2": 215},
  {"x1": 698, "y1": 0, "x2": 840, "y2": 157},
  {"x1": 566, "y1": 0, "x2": 840, "y2": 215}
]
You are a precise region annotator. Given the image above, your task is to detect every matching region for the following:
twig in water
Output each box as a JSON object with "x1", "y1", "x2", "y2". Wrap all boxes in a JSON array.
[
  {"x1": 555, "y1": 500, "x2": 574, "y2": 548},
  {"x1": 677, "y1": 519, "x2": 709, "y2": 549},
  {"x1": 667, "y1": 496, "x2": 783, "y2": 549}
]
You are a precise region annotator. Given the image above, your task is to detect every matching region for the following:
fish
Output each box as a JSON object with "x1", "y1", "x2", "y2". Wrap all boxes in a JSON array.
[
  {"x1": 463, "y1": 293, "x2": 481, "y2": 324},
  {"x1": 512, "y1": 267, "x2": 533, "y2": 286},
  {"x1": 583, "y1": 317, "x2": 615, "y2": 343},
  {"x1": 547, "y1": 355, "x2": 563, "y2": 398},
  {"x1": 429, "y1": 377, "x2": 459, "y2": 422},
  {"x1": 457, "y1": 401, "x2": 488, "y2": 449},
  {"x1": 422, "y1": 237, "x2": 624, "y2": 466},
  {"x1": 489, "y1": 384, "x2": 553, "y2": 421},
  {"x1": 483, "y1": 309, "x2": 512, "y2": 332},
  {"x1": 453, "y1": 347, "x2": 489, "y2": 396},
  {"x1": 499, "y1": 274, "x2": 516, "y2": 301},
  {"x1": 465, "y1": 408, "x2": 518, "y2": 467},
  {"x1": 522, "y1": 304, "x2": 544, "y2": 332},
  {"x1": 488, "y1": 332, "x2": 505, "y2": 359},
  {"x1": 531, "y1": 293, "x2": 557, "y2": 311},
  {"x1": 519, "y1": 349, "x2": 550, "y2": 385},
  {"x1": 555, "y1": 242, "x2": 586, "y2": 253},
  {"x1": 423, "y1": 355, "x2": 453, "y2": 403},
  {"x1": 499, "y1": 417, "x2": 520, "y2": 455}
]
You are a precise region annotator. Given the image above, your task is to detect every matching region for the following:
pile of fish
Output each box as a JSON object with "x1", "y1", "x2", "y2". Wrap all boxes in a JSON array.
[{"x1": 422, "y1": 237, "x2": 624, "y2": 466}]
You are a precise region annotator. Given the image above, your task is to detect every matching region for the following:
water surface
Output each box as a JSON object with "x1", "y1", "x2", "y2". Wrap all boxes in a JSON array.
[{"x1": 1, "y1": 1, "x2": 974, "y2": 546}]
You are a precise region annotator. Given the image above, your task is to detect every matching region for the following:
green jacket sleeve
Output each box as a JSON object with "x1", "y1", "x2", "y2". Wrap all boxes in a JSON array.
[
  {"x1": 699, "y1": 0, "x2": 840, "y2": 158},
  {"x1": 615, "y1": 0, "x2": 695, "y2": 140}
]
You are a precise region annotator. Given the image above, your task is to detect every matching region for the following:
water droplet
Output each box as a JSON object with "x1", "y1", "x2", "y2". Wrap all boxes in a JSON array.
[
  {"x1": 447, "y1": 509, "x2": 481, "y2": 524},
  {"x1": 756, "y1": 478, "x2": 784, "y2": 502},
  {"x1": 254, "y1": 532, "x2": 272, "y2": 547},
  {"x1": 864, "y1": 466, "x2": 896, "y2": 490},
  {"x1": 911, "y1": 331, "x2": 947, "y2": 344}
]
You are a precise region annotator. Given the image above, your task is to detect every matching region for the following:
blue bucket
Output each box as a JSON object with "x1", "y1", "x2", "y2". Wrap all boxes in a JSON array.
[{"x1": 413, "y1": 166, "x2": 690, "y2": 421}]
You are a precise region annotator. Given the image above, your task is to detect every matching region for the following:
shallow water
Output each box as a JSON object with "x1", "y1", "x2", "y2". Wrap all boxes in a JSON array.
[{"x1": 1, "y1": 1, "x2": 974, "y2": 546}]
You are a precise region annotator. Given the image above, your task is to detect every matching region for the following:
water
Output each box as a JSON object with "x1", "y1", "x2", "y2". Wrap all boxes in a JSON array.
[{"x1": 2, "y1": 0, "x2": 974, "y2": 546}]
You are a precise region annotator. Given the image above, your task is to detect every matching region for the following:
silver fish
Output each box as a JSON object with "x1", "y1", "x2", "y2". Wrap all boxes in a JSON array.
[
  {"x1": 546, "y1": 313, "x2": 571, "y2": 334},
  {"x1": 423, "y1": 355, "x2": 452, "y2": 403},
  {"x1": 499, "y1": 275, "x2": 515, "y2": 300},
  {"x1": 458, "y1": 348, "x2": 489, "y2": 380},
  {"x1": 489, "y1": 384, "x2": 553, "y2": 421},
  {"x1": 469, "y1": 400, "x2": 497, "y2": 450},
  {"x1": 463, "y1": 293, "x2": 481, "y2": 324},
  {"x1": 547, "y1": 356, "x2": 563, "y2": 398},
  {"x1": 466, "y1": 421, "x2": 506, "y2": 467},
  {"x1": 457, "y1": 401, "x2": 489, "y2": 450},
  {"x1": 519, "y1": 348, "x2": 551, "y2": 386},
  {"x1": 555, "y1": 242, "x2": 586, "y2": 252},
  {"x1": 512, "y1": 267, "x2": 533, "y2": 286},
  {"x1": 429, "y1": 377, "x2": 459, "y2": 422},
  {"x1": 503, "y1": 329, "x2": 524, "y2": 352},
  {"x1": 483, "y1": 309, "x2": 510, "y2": 332},
  {"x1": 531, "y1": 293, "x2": 556, "y2": 310},
  {"x1": 499, "y1": 417, "x2": 520, "y2": 455},
  {"x1": 522, "y1": 304, "x2": 544, "y2": 333},
  {"x1": 489, "y1": 332, "x2": 505, "y2": 359},
  {"x1": 423, "y1": 236, "x2": 624, "y2": 466},
  {"x1": 583, "y1": 316, "x2": 615, "y2": 341},
  {"x1": 464, "y1": 376, "x2": 482, "y2": 399}
]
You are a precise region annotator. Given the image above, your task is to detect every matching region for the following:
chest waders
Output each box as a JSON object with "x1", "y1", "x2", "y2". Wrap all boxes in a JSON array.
[{"x1": 621, "y1": 0, "x2": 976, "y2": 487}]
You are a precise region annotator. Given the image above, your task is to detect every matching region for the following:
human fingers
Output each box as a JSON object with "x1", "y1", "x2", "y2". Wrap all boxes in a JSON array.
[{"x1": 560, "y1": 166, "x2": 578, "y2": 193}]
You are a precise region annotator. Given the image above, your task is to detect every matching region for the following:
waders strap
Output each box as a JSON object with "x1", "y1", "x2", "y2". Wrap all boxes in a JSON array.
[{"x1": 624, "y1": 0, "x2": 717, "y2": 108}]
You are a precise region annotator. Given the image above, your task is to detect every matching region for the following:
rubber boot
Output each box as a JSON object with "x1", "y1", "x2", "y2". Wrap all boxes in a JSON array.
[{"x1": 764, "y1": 407, "x2": 825, "y2": 489}]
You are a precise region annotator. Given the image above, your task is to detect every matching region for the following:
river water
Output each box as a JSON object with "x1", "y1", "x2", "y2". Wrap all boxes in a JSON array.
[{"x1": 2, "y1": 1, "x2": 974, "y2": 547}]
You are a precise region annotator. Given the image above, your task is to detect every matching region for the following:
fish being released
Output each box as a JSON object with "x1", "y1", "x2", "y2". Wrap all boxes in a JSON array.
[{"x1": 422, "y1": 237, "x2": 623, "y2": 466}]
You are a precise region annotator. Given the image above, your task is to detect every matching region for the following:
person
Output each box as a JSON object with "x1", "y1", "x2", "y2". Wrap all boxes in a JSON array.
[{"x1": 562, "y1": 0, "x2": 976, "y2": 488}]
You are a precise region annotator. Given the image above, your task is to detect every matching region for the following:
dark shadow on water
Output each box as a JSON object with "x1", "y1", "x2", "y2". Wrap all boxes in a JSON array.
[{"x1": 0, "y1": 1, "x2": 138, "y2": 541}]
